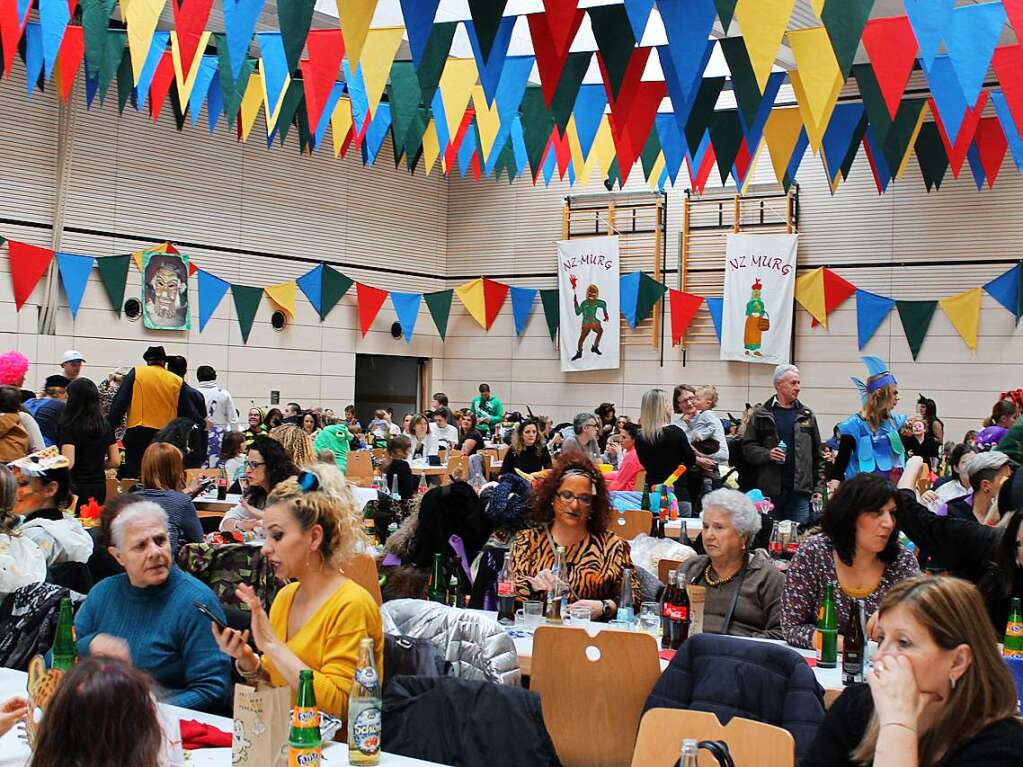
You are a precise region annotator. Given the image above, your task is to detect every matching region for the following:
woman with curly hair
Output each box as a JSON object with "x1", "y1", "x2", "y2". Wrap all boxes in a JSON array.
[
  {"x1": 212, "y1": 463, "x2": 382, "y2": 719},
  {"x1": 269, "y1": 423, "x2": 317, "y2": 468},
  {"x1": 220, "y1": 435, "x2": 299, "y2": 532},
  {"x1": 507, "y1": 453, "x2": 639, "y2": 620}
]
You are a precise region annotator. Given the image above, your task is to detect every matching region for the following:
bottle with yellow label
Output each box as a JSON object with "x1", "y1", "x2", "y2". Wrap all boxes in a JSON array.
[{"x1": 289, "y1": 669, "x2": 321, "y2": 766}]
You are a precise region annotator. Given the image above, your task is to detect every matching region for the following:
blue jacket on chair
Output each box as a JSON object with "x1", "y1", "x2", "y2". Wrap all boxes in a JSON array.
[{"x1": 644, "y1": 633, "x2": 825, "y2": 759}]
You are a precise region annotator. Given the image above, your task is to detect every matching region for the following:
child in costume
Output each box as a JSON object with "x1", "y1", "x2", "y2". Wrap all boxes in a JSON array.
[{"x1": 833, "y1": 357, "x2": 907, "y2": 481}]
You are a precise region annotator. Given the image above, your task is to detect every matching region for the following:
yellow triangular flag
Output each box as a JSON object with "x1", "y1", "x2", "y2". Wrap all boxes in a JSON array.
[
  {"x1": 239, "y1": 72, "x2": 265, "y2": 143},
  {"x1": 939, "y1": 287, "x2": 982, "y2": 352},
  {"x1": 647, "y1": 152, "x2": 666, "y2": 190},
  {"x1": 438, "y1": 58, "x2": 480, "y2": 147},
  {"x1": 472, "y1": 84, "x2": 501, "y2": 163},
  {"x1": 131, "y1": 242, "x2": 173, "y2": 271},
  {"x1": 566, "y1": 117, "x2": 587, "y2": 182},
  {"x1": 588, "y1": 116, "x2": 616, "y2": 185},
  {"x1": 336, "y1": 0, "x2": 377, "y2": 66},
  {"x1": 794, "y1": 267, "x2": 828, "y2": 326},
  {"x1": 735, "y1": 0, "x2": 795, "y2": 91},
  {"x1": 331, "y1": 97, "x2": 354, "y2": 158},
  {"x1": 121, "y1": 0, "x2": 167, "y2": 84},
  {"x1": 763, "y1": 107, "x2": 805, "y2": 185},
  {"x1": 421, "y1": 119, "x2": 441, "y2": 175},
  {"x1": 260, "y1": 65, "x2": 291, "y2": 133},
  {"x1": 265, "y1": 281, "x2": 297, "y2": 321},
  {"x1": 360, "y1": 26, "x2": 405, "y2": 116},
  {"x1": 170, "y1": 30, "x2": 211, "y2": 104},
  {"x1": 810, "y1": 0, "x2": 825, "y2": 15},
  {"x1": 455, "y1": 278, "x2": 487, "y2": 328},
  {"x1": 787, "y1": 27, "x2": 844, "y2": 154}
]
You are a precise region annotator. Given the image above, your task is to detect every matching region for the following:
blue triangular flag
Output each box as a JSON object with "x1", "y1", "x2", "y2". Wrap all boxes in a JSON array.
[
  {"x1": 257, "y1": 32, "x2": 290, "y2": 121},
  {"x1": 574, "y1": 84, "x2": 609, "y2": 159},
  {"x1": 363, "y1": 103, "x2": 392, "y2": 165},
  {"x1": 992, "y1": 91, "x2": 1023, "y2": 172},
  {"x1": 624, "y1": 0, "x2": 656, "y2": 40},
  {"x1": 658, "y1": 41, "x2": 716, "y2": 137},
  {"x1": 484, "y1": 55, "x2": 534, "y2": 175},
  {"x1": 966, "y1": 142, "x2": 986, "y2": 191},
  {"x1": 343, "y1": 60, "x2": 371, "y2": 134},
  {"x1": 705, "y1": 296, "x2": 724, "y2": 341},
  {"x1": 188, "y1": 55, "x2": 220, "y2": 128},
  {"x1": 656, "y1": 113, "x2": 685, "y2": 184},
  {"x1": 390, "y1": 291, "x2": 422, "y2": 343},
  {"x1": 510, "y1": 114, "x2": 528, "y2": 177},
  {"x1": 136, "y1": 30, "x2": 170, "y2": 109},
  {"x1": 739, "y1": 71, "x2": 785, "y2": 154},
  {"x1": 922, "y1": 55, "x2": 969, "y2": 145},
  {"x1": 24, "y1": 23, "x2": 44, "y2": 96},
  {"x1": 457, "y1": 125, "x2": 478, "y2": 176},
  {"x1": 620, "y1": 272, "x2": 641, "y2": 328},
  {"x1": 399, "y1": 0, "x2": 441, "y2": 68},
  {"x1": 905, "y1": 0, "x2": 955, "y2": 68},
  {"x1": 786, "y1": 130, "x2": 810, "y2": 182},
  {"x1": 198, "y1": 269, "x2": 231, "y2": 332},
  {"x1": 38, "y1": 0, "x2": 70, "y2": 80},
  {"x1": 941, "y1": 1, "x2": 1006, "y2": 105},
  {"x1": 56, "y1": 253, "x2": 94, "y2": 319},
  {"x1": 822, "y1": 103, "x2": 865, "y2": 184},
  {"x1": 312, "y1": 82, "x2": 345, "y2": 150},
  {"x1": 207, "y1": 73, "x2": 224, "y2": 132},
  {"x1": 659, "y1": 0, "x2": 718, "y2": 103},
  {"x1": 296, "y1": 264, "x2": 323, "y2": 316},
  {"x1": 688, "y1": 129, "x2": 713, "y2": 173},
  {"x1": 510, "y1": 287, "x2": 538, "y2": 336},
  {"x1": 855, "y1": 289, "x2": 896, "y2": 349},
  {"x1": 466, "y1": 16, "x2": 516, "y2": 107},
  {"x1": 541, "y1": 141, "x2": 557, "y2": 186},
  {"x1": 429, "y1": 87, "x2": 450, "y2": 151},
  {"x1": 983, "y1": 262, "x2": 1022, "y2": 322},
  {"x1": 223, "y1": 0, "x2": 266, "y2": 80},
  {"x1": 864, "y1": 126, "x2": 893, "y2": 192},
  {"x1": 85, "y1": 72, "x2": 100, "y2": 108}
]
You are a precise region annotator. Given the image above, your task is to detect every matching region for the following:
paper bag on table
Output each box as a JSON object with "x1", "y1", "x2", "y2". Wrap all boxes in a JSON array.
[
  {"x1": 232, "y1": 683, "x2": 291, "y2": 767},
  {"x1": 687, "y1": 585, "x2": 706, "y2": 636}
]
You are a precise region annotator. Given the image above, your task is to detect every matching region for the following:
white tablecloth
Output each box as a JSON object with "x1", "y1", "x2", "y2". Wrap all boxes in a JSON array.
[
  {"x1": 195, "y1": 487, "x2": 377, "y2": 512},
  {"x1": 0, "y1": 668, "x2": 443, "y2": 766}
]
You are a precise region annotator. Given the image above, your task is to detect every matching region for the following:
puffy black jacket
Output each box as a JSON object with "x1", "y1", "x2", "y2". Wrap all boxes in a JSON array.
[
  {"x1": 383, "y1": 676, "x2": 561, "y2": 766},
  {"x1": 644, "y1": 633, "x2": 825, "y2": 759}
]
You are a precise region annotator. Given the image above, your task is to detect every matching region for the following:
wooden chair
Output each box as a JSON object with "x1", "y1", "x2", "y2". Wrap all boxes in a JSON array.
[
  {"x1": 445, "y1": 454, "x2": 468, "y2": 484},
  {"x1": 118, "y1": 478, "x2": 141, "y2": 494},
  {"x1": 630, "y1": 708, "x2": 795, "y2": 767},
  {"x1": 481, "y1": 449, "x2": 499, "y2": 480},
  {"x1": 105, "y1": 476, "x2": 122, "y2": 502},
  {"x1": 658, "y1": 558, "x2": 683, "y2": 585},
  {"x1": 633, "y1": 470, "x2": 647, "y2": 492},
  {"x1": 346, "y1": 451, "x2": 375, "y2": 487},
  {"x1": 610, "y1": 509, "x2": 652, "y2": 541},
  {"x1": 531, "y1": 626, "x2": 661, "y2": 767},
  {"x1": 344, "y1": 552, "x2": 383, "y2": 606}
]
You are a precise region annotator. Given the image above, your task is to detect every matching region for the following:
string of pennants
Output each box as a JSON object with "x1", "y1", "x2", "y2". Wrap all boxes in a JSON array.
[
  {"x1": 5, "y1": 0, "x2": 1023, "y2": 192},
  {"x1": 5, "y1": 237, "x2": 1022, "y2": 356}
]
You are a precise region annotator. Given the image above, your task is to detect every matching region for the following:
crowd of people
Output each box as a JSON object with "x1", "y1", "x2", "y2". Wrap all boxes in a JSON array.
[{"x1": 1, "y1": 345, "x2": 1022, "y2": 766}]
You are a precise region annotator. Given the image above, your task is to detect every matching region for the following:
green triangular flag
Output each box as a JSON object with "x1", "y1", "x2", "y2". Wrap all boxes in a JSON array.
[
  {"x1": 169, "y1": 81, "x2": 188, "y2": 132},
  {"x1": 895, "y1": 299, "x2": 937, "y2": 360},
  {"x1": 821, "y1": 0, "x2": 875, "y2": 78},
  {"x1": 882, "y1": 98, "x2": 927, "y2": 177},
  {"x1": 116, "y1": 47, "x2": 134, "y2": 114},
  {"x1": 709, "y1": 110, "x2": 744, "y2": 185},
  {"x1": 839, "y1": 113, "x2": 869, "y2": 182},
  {"x1": 915, "y1": 122, "x2": 949, "y2": 192},
  {"x1": 424, "y1": 289, "x2": 454, "y2": 340},
  {"x1": 540, "y1": 288, "x2": 560, "y2": 342},
  {"x1": 95, "y1": 254, "x2": 130, "y2": 316},
  {"x1": 640, "y1": 125, "x2": 662, "y2": 182},
  {"x1": 404, "y1": 108, "x2": 430, "y2": 171},
  {"x1": 636, "y1": 273, "x2": 668, "y2": 324},
  {"x1": 588, "y1": 3, "x2": 636, "y2": 102},
  {"x1": 389, "y1": 61, "x2": 425, "y2": 151},
  {"x1": 550, "y1": 51, "x2": 591, "y2": 133},
  {"x1": 718, "y1": 37, "x2": 762, "y2": 130},
  {"x1": 685, "y1": 76, "x2": 726, "y2": 155},
  {"x1": 521, "y1": 86, "x2": 555, "y2": 179},
  {"x1": 215, "y1": 36, "x2": 257, "y2": 127},
  {"x1": 275, "y1": 80, "x2": 305, "y2": 145},
  {"x1": 277, "y1": 0, "x2": 316, "y2": 73},
  {"x1": 852, "y1": 63, "x2": 892, "y2": 144},
  {"x1": 320, "y1": 265, "x2": 352, "y2": 321},
  {"x1": 606, "y1": 157, "x2": 624, "y2": 191},
  {"x1": 467, "y1": 0, "x2": 508, "y2": 63},
  {"x1": 94, "y1": 30, "x2": 126, "y2": 105},
  {"x1": 294, "y1": 97, "x2": 311, "y2": 153},
  {"x1": 417, "y1": 21, "x2": 458, "y2": 109},
  {"x1": 81, "y1": 0, "x2": 117, "y2": 73},
  {"x1": 493, "y1": 139, "x2": 517, "y2": 182},
  {"x1": 714, "y1": 0, "x2": 739, "y2": 31},
  {"x1": 232, "y1": 285, "x2": 264, "y2": 344}
]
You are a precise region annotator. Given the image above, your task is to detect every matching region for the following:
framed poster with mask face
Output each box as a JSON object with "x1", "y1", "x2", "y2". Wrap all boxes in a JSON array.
[{"x1": 142, "y1": 251, "x2": 191, "y2": 330}]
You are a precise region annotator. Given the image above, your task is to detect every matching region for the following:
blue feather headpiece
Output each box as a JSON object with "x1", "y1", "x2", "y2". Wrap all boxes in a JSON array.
[{"x1": 851, "y1": 356, "x2": 897, "y2": 404}]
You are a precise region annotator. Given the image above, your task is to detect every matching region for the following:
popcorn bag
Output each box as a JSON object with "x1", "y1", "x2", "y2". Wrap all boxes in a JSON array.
[
  {"x1": 232, "y1": 683, "x2": 291, "y2": 767},
  {"x1": 687, "y1": 585, "x2": 707, "y2": 636}
]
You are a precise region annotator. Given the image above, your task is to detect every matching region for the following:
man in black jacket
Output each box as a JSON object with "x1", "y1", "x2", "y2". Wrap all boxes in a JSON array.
[
  {"x1": 741, "y1": 364, "x2": 824, "y2": 524},
  {"x1": 167, "y1": 355, "x2": 208, "y2": 469}
]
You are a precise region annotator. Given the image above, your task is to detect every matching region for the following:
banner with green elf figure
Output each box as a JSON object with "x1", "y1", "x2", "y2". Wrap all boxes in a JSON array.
[
  {"x1": 721, "y1": 234, "x2": 798, "y2": 365},
  {"x1": 557, "y1": 236, "x2": 620, "y2": 372}
]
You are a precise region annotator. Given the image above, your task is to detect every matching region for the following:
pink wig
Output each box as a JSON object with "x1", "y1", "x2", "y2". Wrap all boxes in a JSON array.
[{"x1": 0, "y1": 351, "x2": 29, "y2": 386}]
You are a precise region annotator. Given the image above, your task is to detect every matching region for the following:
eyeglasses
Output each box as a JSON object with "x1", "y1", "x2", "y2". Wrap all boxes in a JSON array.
[
  {"x1": 583, "y1": 423, "x2": 598, "y2": 430},
  {"x1": 556, "y1": 490, "x2": 594, "y2": 507},
  {"x1": 245, "y1": 460, "x2": 266, "y2": 470}
]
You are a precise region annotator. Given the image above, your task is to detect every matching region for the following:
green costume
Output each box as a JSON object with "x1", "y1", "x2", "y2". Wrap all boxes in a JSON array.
[
  {"x1": 470, "y1": 394, "x2": 504, "y2": 435},
  {"x1": 576, "y1": 298, "x2": 608, "y2": 325}
]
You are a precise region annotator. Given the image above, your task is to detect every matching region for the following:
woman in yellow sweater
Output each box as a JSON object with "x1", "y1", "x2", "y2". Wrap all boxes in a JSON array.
[{"x1": 212, "y1": 463, "x2": 383, "y2": 718}]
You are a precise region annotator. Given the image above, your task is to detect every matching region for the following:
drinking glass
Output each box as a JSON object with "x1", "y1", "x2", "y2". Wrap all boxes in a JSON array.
[
  {"x1": 639, "y1": 602, "x2": 660, "y2": 636},
  {"x1": 515, "y1": 600, "x2": 543, "y2": 628},
  {"x1": 569, "y1": 604, "x2": 591, "y2": 627}
]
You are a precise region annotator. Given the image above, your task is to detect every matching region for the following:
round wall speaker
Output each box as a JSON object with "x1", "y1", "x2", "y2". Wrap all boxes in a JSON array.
[
  {"x1": 124, "y1": 298, "x2": 142, "y2": 321},
  {"x1": 271, "y1": 311, "x2": 287, "y2": 332},
  {"x1": 390, "y1": 321, "x2": 403, "y2": 339}
]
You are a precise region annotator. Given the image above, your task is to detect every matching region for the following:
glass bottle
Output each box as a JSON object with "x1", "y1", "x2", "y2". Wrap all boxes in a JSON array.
[
  {"x1": 348, "y1": 639, "x2": 382, "y2": 765},
  {"x1": 816, "y1": 582, "x2": 838, "y2": 669},
  {"x1": 1004, "y1": 597, "x2": 1023, "y2": 657},
  {"x1": 51, "y1": 597, "x2": 77, "y2": 672},
  {"x1": 289, "y1": 669, "x2": 322, "y2": 766}
]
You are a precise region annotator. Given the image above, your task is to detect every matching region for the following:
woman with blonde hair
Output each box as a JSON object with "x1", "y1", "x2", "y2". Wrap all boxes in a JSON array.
[
  {"x1": 633, "y1": 388, "x2": 696, "y2": 508},
  {"x1": 269, "y1": 423, "x2": 316, "y2": 468},
  {"x1": 802, "y1": 576, "x2": 1023, "y2": 766},
  {"x1": 832, "y1": 357, "x2": 907, "y2": 482},
  {"x1": 211, "y1": 463, "x2": 383, "y2": 718}
]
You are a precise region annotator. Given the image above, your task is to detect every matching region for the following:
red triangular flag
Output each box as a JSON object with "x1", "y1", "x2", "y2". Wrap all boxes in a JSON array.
[
  {"x1": 862, "y1": 137, "x2": 890, "y2": 195},
  {"x1": 356, "y1": 283, "x2": 389, "y2": 337},
  {"x1": 1005, "y1": 0, "x2": 1023, "y2": 29},
  {"x1": 444, "y1": 107, "x2": 476, "y2": 170},
  {"x1": 170, "y1": 0, "x2": 214, "y2": 83},
  {"x1": 600, "y1": 47, "x2": 665, "y2": 184},
  {"x1": 861, "y1": 16, "x2": 919, "y2": 120},
  {"x1": 482, "y1": 279, "x2": 509, "y2": 330},
  {"x1": 669, "y1": 290, "x2": 704, "y2": 345},
  {"x1": 0, "y1": 0, "x2": 30, "y2": 78},
  {"x1": 733, "y1": 138, "x2": 753, "y2": 186},
  {"x1": 188, "y1": 261, "x2": 198, "y2": 276},
  {"x1": 811, "y1": 268, "x2": 857, "y2": 327},
  {"x1": 149, "y1": 50, "x2": 176, "y2": 122},
  {"x1": 300, "y1": 29, "x2": 345, "y2": 128},
  {"x1": 974, "y1": 116, "x2": 1007, "y2": 188},
  {"x1": 992, "y1": 45, "x2": 1023, "y2": 138},
  {"x1": 470, "y1": 152, "x2": 482, "y2": 181},
  {"x1": 931, "y1": 91, "x2": 988, "y2": 178},
  {"x1": 542, "y1": 0, "x2": 581, "y2": 60},
  {"x1": 528, "y1": 8, "x2": 585, "y2": 106},
  {"x1": 553, "y1": 128, "x2": 571, "y2": 179},
  {"x1": 55, "y1": 24, "x2": 85, "y2": 102},
  {"x1": 7, "y1": 241, "x2": 55, "y2": 310},
  {"x1": 690, "y1": 145, "x2": 717, "y2": 194}
]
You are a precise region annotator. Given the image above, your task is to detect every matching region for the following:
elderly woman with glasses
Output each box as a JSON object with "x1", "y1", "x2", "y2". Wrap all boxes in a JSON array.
[
  {"x1": 676, "y1": 488, "x2": 785, "y2": 638},
  {"x1": 507, "y1": 455, "x2": 639, "y2": 621}
]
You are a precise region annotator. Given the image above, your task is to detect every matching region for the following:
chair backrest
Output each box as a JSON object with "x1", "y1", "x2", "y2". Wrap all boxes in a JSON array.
[
  {"x1": 630, "y1": 708, "x2": 795, "y2": 767},
  {"x1": 346, "y1": 451, "x2": 374, "y2": 486},
  {"x1": 445, "y1": 454, "x2": 468, "y2": 484},
  {"x1": 610, "y1": 509, "x2": 652, "y2": 541},
  {"x1": 633, "y1": 470, "x2": 647, "y2": 492},
  {"x1": 530, "y1": 625, "x2": 661, "y2": 767},
  {"x1": 118, "y1": 478, "x2": 141, "y2": 494},
  {"x1": 105, "y1": 476, "x2": 121, "y2": 503},
  {"x1": 345, "y1": 552, "x2": 383, "y2": 606},
  {"x1": 658, "y1": 558, "x2": 683, "y2": 585}
]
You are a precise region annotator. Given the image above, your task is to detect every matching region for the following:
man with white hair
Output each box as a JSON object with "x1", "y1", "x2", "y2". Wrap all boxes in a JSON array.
[{"x1": 741, "y1": 364, "x2": 824, "y2": 525}]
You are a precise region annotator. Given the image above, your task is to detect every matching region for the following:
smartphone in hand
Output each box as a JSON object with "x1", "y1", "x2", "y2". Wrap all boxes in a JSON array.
[{"x1": 193, "y1": 600, "x2": 227, "y2": 631}]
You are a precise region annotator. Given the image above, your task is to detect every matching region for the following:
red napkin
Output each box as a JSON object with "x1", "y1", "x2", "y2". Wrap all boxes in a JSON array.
[
  {"x1": 804, "y1": 656, "x2": 818, "y2": 667},
  {"x1": 180, "y1": 719, "x2": 232, "y2": 749},
  {"x1": 658, "y1": 649, "x2": 676, "y2": 662}
]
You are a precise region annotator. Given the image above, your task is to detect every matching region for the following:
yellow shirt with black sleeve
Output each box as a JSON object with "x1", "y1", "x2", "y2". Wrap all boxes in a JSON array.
[{"x1": 262, "y1": 578, "x2": 384, "y2": 718}]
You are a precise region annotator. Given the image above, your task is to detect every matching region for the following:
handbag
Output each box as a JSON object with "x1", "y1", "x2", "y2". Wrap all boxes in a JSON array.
[
  {"x1": 672, "y1": 740, "x2": 736, "y2": 767},
  {"x1": 757, "y1": 317, "x2": 770, "y2": 331}
]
